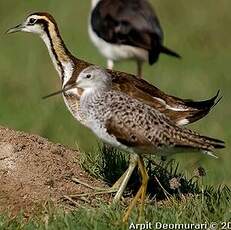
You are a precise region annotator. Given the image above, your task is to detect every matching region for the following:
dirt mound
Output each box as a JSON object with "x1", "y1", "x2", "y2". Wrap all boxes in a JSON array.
[{"x1": 0, "y1": 126, "x2": 108, "y2": 217}]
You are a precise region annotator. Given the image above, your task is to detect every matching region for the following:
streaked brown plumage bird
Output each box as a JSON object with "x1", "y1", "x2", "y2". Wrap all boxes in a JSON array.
[{"x1": 53, "y1": 65, "x2": 224, "y2": 221}]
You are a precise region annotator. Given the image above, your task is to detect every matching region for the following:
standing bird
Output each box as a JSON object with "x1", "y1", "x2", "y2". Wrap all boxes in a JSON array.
[
  {"x1": 7, "y1": 12, "x2": 220, "y2": 203},
  {"x1": 52, "y1": 66, "x2": 224, "y2": 221},
  {"x1": 89, "y1": 0, "x2": 181, "y2": 76}
]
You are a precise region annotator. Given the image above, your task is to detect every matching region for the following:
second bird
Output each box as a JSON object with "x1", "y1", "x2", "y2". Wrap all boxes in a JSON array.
[{"x1": 89, "y1": 0, "x2": 181, "y2": 77}]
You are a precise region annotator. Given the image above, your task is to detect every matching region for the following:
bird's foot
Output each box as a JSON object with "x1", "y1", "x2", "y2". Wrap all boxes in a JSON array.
[{"x1": 67, "y1": 176, "x2": 118, "y2": 196}]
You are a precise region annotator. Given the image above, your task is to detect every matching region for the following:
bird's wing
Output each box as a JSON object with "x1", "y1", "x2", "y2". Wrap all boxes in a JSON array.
[
  {"x1": 91, "y1": 0, "x2": 163, "y2": 50},
  {"x1": 109, "y1": 71, "x2": 220, "y2": 125},
  {"x1": 105, "y1": 116, "x2": 151, "y2": 150},
  {"x1": 104, "y1": 93, "x2": 224, "y2": 156},
  {"x1": 104, "y1": 94, "x2": 168, "y2": 151}
]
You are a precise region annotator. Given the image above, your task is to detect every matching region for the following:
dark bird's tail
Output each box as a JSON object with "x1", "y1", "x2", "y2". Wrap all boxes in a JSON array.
[
  {"x1": 184, "y1": 90, "x2": 221, "y2": 110},
  {"x1": 148, "y1": 39, "x2": 181, "y2": 64},
  {"x1": 160, "y1": 45, "x2": 181, "y2": 59}
]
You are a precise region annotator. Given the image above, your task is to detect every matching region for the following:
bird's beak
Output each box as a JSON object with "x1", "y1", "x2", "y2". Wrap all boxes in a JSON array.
[
  {"x1": 6, "y1": 23, "x2": 25, "y2": 34},
  {"x1": 42, "y1": 83, "x2": 77, "y2": 99}
]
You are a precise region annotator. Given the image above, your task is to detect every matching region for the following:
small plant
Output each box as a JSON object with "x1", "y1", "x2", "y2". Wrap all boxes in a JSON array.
[{"x1": 80, "y1": 145, "x2": 231, "y2": 204}]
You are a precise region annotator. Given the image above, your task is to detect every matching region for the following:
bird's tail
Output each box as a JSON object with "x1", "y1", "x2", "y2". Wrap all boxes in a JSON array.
[
  {"x1": 179, "y1": 90, "x2": 222, "y2": 125},
  {"x1": 175, "y1": 128, "x2": 225, "y2": 157},
  {"x1": 148, "y1": 39, "x2": 181, "y2": 64},
  {"x1": 160, "y1": 45, "x2": 181, "y2": 59},
  {"x1": 163, "y1": 90, "x2": 221, "y2": 126},
  {"x1": 183, "y1": 90, "x2": 221, "y2": 110}
]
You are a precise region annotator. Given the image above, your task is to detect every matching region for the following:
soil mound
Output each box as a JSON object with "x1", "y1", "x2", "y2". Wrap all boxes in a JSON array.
[{"x1": 0, "y1": 126, "x2": 108, "y2": 217}]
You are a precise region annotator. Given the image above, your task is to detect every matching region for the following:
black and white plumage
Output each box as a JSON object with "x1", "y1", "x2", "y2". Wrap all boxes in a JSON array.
[{"x1": 89, "y1": 0, "x2": 181, "y2": 76}]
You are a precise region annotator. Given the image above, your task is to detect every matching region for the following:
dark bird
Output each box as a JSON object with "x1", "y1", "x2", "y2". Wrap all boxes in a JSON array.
[{"x1": 89, "y1": 0, "x2": 181, "y2": 77}]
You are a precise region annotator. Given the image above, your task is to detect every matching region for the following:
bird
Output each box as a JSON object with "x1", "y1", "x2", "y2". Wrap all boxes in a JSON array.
[
  {"x1": 48, "y1": 65, "x2": 224, "y2": 222},
  {"x1": 7, "y1": 12, "x2": 221, "y2": 203},
  {"x1": 89, "y1": 0, "x2": 181, "y2": 77}
]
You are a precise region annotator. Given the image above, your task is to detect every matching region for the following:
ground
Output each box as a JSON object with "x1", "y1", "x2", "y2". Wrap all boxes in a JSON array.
[
  {"x1": 0, "y1": 126, "x2": 230, "y2": 229},
  {"x1": 0, "y1": 126, "x2": 108, "y2": 218}
]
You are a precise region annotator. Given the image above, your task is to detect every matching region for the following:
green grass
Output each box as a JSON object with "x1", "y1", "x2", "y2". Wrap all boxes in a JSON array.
[
  {"x1": 0, "y1": 0, "x2": 231, "y2": 228},
  {"x1": 2, "y1": 146, "x2": 231, "y2": 229},
  {"x1": 0, "y1": 185, "x2": 230, "y2": 230}
]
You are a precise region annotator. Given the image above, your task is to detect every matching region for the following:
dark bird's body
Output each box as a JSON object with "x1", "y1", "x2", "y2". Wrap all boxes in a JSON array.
[
  {"x1": 6, "y1": 12, "x2": 219, "y2": 127},
  {"x1": 89, "y1": 0, "x2": 180, "y2": 75}
]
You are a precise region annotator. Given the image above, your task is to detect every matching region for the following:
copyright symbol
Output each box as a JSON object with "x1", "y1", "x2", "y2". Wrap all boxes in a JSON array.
[{"x1": 210, "y1": 222, "x2": 218, "y2": 229}]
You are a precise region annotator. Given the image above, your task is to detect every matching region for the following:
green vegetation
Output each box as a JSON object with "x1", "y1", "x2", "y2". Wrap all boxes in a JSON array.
[
  {"x1": 0, "y1": 147, "x2": 231, "y2": 229},
  {"x1": 0, "y1": 0, "x2": 230, "y2": 228},
  {"x1": 0, "y1": 195, "x2": 230, "y2": 230}
]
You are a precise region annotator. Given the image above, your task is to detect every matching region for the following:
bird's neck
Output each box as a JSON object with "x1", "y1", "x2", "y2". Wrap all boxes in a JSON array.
[
  {"x1": 81, "y1": 86, "x2": 110, "y2": 103},
  {"x1": 40, "y1": 22, "x2": 74, "y2": 84},
  {"x1": 80, "y1": 87, "x2": 104, "y2": 108},
  {"x1": 91, "y1": 0, "x2": 101, "y2": 8}
]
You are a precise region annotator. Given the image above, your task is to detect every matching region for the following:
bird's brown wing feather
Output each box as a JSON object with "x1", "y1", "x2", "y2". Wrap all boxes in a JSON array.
[
  {"x1": 105, "y1": 102, "x2": 224, "y2": 154},
  {"x1": 109, "y1": 70, "x2": 218, "y2": 124},
  {"x1": 105, "y1": 116, "x2": 152, "y2": 151}
]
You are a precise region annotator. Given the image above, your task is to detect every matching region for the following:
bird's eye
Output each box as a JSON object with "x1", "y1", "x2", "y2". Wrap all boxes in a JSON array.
[
  {"x1": 86, "y1": 74, "x2": 91, "y2": 79},
  {"x1": 28, "y1": 18, "x2": 37, "y2": 25}
]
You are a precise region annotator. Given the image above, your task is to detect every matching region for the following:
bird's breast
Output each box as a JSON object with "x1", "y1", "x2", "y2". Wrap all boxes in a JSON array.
[
  {"x1": 88, "y1": 24, "x2": 148, "y2": 61},
  {"x1": 62, "y1": 93, "x2": 84, "y2": 123}
]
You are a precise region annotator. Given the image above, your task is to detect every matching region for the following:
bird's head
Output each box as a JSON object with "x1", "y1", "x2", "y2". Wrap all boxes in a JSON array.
[
  {"x1": 42, "y1": 66, "x2": 112, "y2": 100},
  {"x1": 76, "y1": 66, "x2": 112, "y2": 90},
  {"x1": 6, "y1": 12, "x2": 57, "y2": 36}
]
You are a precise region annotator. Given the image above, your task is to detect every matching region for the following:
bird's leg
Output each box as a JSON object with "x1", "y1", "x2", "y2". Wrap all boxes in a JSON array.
[
  {"x1": 137, "y1": 157, "x2": 149, "y2": 222},
  {"x1": 68, "y1": 173, "x2": 124, "y2": 197},
  {"x1": 107, "y1": 59, "x2": 114, "y2": 69},
  {"x1": 123, "y1": 156, "x2": 149, "y2": 223},
  {"x1": 111, "y1": 168, "x2": 130, "y2": 190},
  {"x1": 137, "y1": 61, "x2": 143, "y2": 78},
  {"x1": 113, "y1": 154, "x2": 139, "y2": 203},
  {"x1": 68, "y1": 154, "x2": 138, "y2": 199},
  {"x1": 66, "y1": 177, "x2": 118, "y2": 199},
  {"x1": 123, "y1": 183, "x2": 143, "y2": 222}
]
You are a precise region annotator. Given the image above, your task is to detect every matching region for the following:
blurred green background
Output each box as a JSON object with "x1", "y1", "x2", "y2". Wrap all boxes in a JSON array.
[{"x1": 0, "y1": 1, "x2": 230, "y2": 185}]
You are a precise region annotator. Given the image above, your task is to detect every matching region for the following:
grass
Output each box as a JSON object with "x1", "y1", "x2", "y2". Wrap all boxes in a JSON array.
[
  {"x1": 0, "y1": 151, "x2": 230, "y2": 229},
  {"x1": 1, "y1": 146, "x2": 231, "y2": 229},
  {"x1": 1, "y1": 198, "x2": 230, "y2": 230},
  {"x1": 0, "y1": 0, "x2": 231, "y2": 228}
]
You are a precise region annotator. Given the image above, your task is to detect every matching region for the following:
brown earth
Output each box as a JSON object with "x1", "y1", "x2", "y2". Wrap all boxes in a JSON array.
[{"x1": 0, "y1": 126, "x2": 109, "y2": 218}]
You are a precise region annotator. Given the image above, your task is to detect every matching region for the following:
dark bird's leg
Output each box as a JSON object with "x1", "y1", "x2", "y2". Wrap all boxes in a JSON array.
[
  {"x1": 123, "y1": 156, "x2": 149, "y2": 222},
  {"x1": 107, "y1": 59, "x2": 114, "y2": 70},
  {"x1": 137, "y1": 61, "x2": 143, "y2": 78}
]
